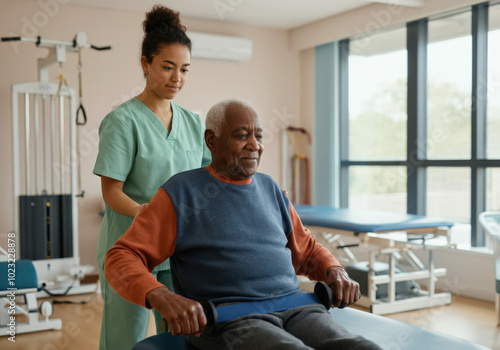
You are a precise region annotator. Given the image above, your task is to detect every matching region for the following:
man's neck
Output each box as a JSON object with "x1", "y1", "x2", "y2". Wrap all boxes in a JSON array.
[{"x1": 207, "y1": 164, "x2": 253, "y2": 185}]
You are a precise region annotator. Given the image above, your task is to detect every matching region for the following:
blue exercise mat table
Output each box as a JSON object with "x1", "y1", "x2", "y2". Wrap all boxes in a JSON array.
[
  {"x1": 294, "y1": 205, "x2": 454, "y2": 234},
  {"x1": 293, "y1": 205, "x2": 454, "y2": 315}
]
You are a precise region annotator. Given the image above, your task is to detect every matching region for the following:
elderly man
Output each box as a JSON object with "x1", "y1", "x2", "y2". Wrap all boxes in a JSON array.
[{"x1": 105, "y1": 99, "x2": 381, "y2": 350}]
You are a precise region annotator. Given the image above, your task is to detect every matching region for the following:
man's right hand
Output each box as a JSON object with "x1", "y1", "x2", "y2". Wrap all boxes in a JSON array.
[{"x1": 146, "y1": 287, "x2": 207, "y2": 336}]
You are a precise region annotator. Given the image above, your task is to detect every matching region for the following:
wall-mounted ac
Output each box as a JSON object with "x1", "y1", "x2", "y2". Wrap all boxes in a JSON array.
[{"x1": 187, "y1": 31, "x2": 253, "y2": 63}]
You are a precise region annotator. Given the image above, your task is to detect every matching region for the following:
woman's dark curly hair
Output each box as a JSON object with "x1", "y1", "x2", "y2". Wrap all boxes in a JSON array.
[{"x1": 141, "y1": 5, "x2": 191, "y2": 63}]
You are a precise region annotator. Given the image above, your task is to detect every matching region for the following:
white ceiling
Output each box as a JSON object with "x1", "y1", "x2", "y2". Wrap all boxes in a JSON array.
[
  {"x1": 16, "y1": 0, "x2": 426, "y2": 30},
  {"x1": 54, "y1": 0, "x2": 375, "y2": 30}
]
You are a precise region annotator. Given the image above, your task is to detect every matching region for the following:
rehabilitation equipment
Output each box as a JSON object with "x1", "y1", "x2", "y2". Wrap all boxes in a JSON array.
[
  {"x1": 0, "y1": 260, "x2": 61, "y2": 336},
  {"x1": 160, "y1": 282, "x2": 334, "y2": 335},
  {"x1": 1, "y1": 33, "x2": 110, "y2": 296},
  {"x1": 295, "y1": 204, "x2": 454, "y2": 315}
]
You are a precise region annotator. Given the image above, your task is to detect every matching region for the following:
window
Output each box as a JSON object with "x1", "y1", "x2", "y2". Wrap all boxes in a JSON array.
[
  {"x1": 346, "y1": 26, "x2": 407, "y2": 212},
  {"x1": 336, "y1": 4, "x2": 500, "y2": 247},
  {"x1": 348, "y1": 28, "x2": 407, "y2": 162},
  {"x1": 427, "y1": 167, "x2": 471, "y2": 246},
  {"x1": 488, "y1": 4, "x2": 500, "y2": 160},
  {"x1": 487, "y1": 168, "x2": 500, "y2": 210},
  {"x1": 349, "y1": 166, "x2": 407, "y2": 213},
  {"x1": 487, "y1": 4, "x2": 500, "y2": 214},
  {"x1": 427, "y1": 11, "x2": 472, "y2": 160},
  {"x1": 425, "y1": 11, "x2": 473, "y2": 246}
]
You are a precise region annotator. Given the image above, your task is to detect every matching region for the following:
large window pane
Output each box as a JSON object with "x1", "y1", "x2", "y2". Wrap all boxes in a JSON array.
[
  {"x1": 427, "y1": 11, "x2": 472, "y2": 160},
  {"x1": 488, "y1": 4, "x2": 500, "y2": 159},
  {"x1": 487, "y1": 168, "x2": 500, "y2": 211},
  {"x1": 348, "y1": 27, "x2": 407, "y2": 161},
  {"x1": 427, "y1": 167, "x2": 470, "y2": 222},
  {"x1": 427, "y1": 167, "x2": 471, "y2": 247},
  {"x1": 349, "y1": 166, "x2": 407, "y2": 213}
]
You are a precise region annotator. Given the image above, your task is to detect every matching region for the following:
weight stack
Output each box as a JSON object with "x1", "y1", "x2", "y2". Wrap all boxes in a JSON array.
[{"x1": 20, "y1": 194, "x2": 73, "y2": 260}]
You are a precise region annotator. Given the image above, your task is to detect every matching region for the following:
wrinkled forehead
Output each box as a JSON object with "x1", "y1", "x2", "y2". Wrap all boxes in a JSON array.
[{"x1": 222, "y1": 103, "x2": 262, "y2": 131}]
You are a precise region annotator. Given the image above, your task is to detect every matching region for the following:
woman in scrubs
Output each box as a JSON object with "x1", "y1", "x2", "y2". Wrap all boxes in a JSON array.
[{"x1": 93, "y1": 5, "x2": 211, "y2": 349}]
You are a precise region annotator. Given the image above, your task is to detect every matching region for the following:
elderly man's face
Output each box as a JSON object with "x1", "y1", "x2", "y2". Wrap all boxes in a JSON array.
[{"x1": 208, "y1": 103, "x2": 264, "y2": 179}]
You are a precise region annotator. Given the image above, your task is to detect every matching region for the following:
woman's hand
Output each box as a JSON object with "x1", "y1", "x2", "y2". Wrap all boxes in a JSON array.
[{"x1": 135, "y1": 203, "x2": 149, "y2": 217}]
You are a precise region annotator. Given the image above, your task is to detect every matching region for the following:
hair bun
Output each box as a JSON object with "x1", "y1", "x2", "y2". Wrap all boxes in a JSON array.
[{"x1": 143, "y1": 5, "x2": 186, "y2": 34}]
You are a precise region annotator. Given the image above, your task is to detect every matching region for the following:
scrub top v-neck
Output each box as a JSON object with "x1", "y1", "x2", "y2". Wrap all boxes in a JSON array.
[{"x1": 93, "y1": 97, "x2": 211, "y2": 270}]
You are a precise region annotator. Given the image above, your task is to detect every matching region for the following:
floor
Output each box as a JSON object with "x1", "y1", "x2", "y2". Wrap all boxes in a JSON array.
[
  {"x1": 1, "y1": 286, "x2": 499, "y2": 350},
  {"x1": 381, "y1": 295, "x2": 500, "y2": 349}
]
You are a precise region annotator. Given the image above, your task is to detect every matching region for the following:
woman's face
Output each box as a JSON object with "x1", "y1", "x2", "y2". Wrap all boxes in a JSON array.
[{"x1": 142, "y1": 43, "x2": 191, "y2": 101}]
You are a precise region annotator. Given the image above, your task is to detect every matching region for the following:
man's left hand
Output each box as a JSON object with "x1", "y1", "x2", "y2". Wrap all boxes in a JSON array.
[{"x1": 325, "y1": 266, "x2": 360, "y2": 309}]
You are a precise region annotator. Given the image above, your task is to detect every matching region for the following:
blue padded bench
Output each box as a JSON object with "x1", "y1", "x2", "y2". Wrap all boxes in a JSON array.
[
  {"x1": 293, "y1": 205, "x2": 455, "y2": 315},
  {"x1": 293, "y1": 205, "x2": 454, "y2": 235},
  {"x1": 133, "y1": 307, "x2": 489, "y2": 350},
  {"x1": 0, "y1": 260, "x2": 62, "y2": 335}
]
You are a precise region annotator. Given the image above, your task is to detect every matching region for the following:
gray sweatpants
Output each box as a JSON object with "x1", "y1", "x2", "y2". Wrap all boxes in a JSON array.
[{"x1": 188, "y1": 304, "x2": 382, "y2": 350}]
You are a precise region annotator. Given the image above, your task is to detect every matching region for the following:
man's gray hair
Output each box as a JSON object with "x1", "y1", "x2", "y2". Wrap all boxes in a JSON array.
[{"x1": 205, "y1": 98, "x2": 255, "y2": 136}]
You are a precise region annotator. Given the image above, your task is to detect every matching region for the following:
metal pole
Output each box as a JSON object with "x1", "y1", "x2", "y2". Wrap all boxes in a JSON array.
[
  {"x1": 59, "y1": 96, "x2": 65, "y2": 194},
  {"x1": 12, "y1": 87, "x2": 20, "y2": 253},
  {"x1": 34, "y1": 95, "x2": 40, "y2": 194},
  {"x1": 50, "y1": 96, "x2": 55, "y2": 194},
  {"x1": 428, "y1": 250, "x2": 435, "y2": 297},
  {"x1": 69, "y1": 89, "x2": 79, "y2": 264},
  {"x1": 42, "y1": 96, "x2": 47, "y2": 193},
  {"x1": 24, "y1": 93, "x2": 30, "y2": 195},
  {"x1": 388, "y1": 253, "x2": 396, "y2": 303},
  {"x1": 369, "y1": 251, "x2": 377, "y2": 304}
]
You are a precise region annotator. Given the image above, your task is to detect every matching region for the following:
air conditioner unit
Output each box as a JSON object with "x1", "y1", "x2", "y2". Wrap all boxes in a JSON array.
[{"x1": 187, "y1": 31, "x2": 253, "y2": 63}]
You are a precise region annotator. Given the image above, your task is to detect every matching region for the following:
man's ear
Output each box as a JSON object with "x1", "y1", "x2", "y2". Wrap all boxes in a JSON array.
[{"x1": 205, "y1": 129, "x2": 216, "y2": 152}]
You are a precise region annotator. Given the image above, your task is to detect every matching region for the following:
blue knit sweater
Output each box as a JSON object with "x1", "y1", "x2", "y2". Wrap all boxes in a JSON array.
[{"x1": 163, "y1": 167, "x2": 301, "y2": 305}]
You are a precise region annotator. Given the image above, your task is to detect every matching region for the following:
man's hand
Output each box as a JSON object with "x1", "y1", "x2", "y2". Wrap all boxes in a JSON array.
[
  {"x1": 325, "y1": 266, "x2": 360, "y2": 309},
  {"x1": 146, "y1": 287, "x2": 207, "y2": 336}
]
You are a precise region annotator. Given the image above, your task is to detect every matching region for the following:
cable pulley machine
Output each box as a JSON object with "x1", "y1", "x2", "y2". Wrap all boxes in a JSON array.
[{"x1": 1, "y1": 33, "x2": 110, "y2": 295}]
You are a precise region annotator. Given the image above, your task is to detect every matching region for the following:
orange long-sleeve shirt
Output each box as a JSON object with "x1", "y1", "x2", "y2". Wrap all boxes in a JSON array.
[{"x1": 105, "y1": 165, "x2": 340, "y2": 308}]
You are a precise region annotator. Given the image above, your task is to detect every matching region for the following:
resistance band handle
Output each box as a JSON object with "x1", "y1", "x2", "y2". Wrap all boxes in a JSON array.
[
  {"x1": 314, "y1": 281, "x2": 334, "y2": 310},
  {"x1": 200, "y1": 300, "x2": 218, "y2": 335},
  {"x1": 76, "y1": 104, "x2": 87, "y2": 125},
  {"x1": 159, "y1": 282, "x2": 338, "y2": 335},
  {"x1": 91, "y1": 44, "x2": 112, "y2": 51},
  {"x1": 1, "y1": 36, "x2": 22, "y2": 42}
]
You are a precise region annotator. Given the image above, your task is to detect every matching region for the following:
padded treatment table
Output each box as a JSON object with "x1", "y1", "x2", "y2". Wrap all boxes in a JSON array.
[
  {"x1": 294, "y1": 205, "x2": 455, "y2": 315},
  {"x1": 294, "y1": 205, "x2": 454, "y2": 235},
  {"x1": 133, "y1": 307, "x2": 489, "y2": 350}
]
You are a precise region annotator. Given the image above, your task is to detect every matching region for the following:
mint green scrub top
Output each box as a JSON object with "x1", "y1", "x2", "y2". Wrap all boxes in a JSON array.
[{"x1": 93, "y1": 98, "x2": 211, "y2": 271}]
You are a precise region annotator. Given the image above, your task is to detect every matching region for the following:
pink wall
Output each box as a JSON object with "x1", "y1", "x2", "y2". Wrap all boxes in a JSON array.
[{"x1": 0, "y1": 1, "x2": 301, "y2": 269}]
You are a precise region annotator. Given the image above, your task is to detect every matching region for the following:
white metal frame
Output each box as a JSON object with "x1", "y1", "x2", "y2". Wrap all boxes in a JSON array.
[
  {"x1": 306, "y1": 225, "x2": 452, "y2": 315},
  {"x1": 11, "y1": 82, "x2": 93, "y2": 294},
  {"x1": 9, "y1": 34, "x2": 97, "y2": 296},
  {"x1": 0, "y1": 288, "x2": 62, "y2": 336}
]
